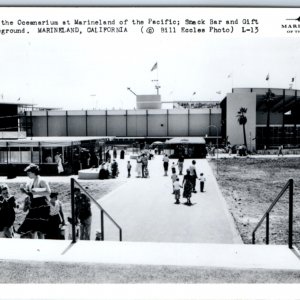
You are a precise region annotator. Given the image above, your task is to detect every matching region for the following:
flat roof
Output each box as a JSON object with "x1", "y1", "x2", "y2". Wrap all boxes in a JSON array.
[
  {"x1": 165, "y1": 137, "x2": 206, "y2": 144},
  {"x1": 0, "y1": 101, "x2": 35, "y2": 106},
  {"x1": 0, "y1": 136, "x2": 115, "y2": 147}
]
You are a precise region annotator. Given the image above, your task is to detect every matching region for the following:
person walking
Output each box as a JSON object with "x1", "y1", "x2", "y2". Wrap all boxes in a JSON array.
[
  {"x1": 163, "y1": 154, "x2": 169, "y2": 176},
  {"x1": 278, "y1": 145, "x2": 284, "y2": 156},
  {"x1": 46, "y1": 192, "x2": 65, "y2": 239},
  {"x1": 0, "y1": 184, "x2": 16, "y2": 238},
  {"x1": 55, "y1": 153, "x2": 64, "y2": 175},
  {"x1": 111, "y1": 159, "x2": 119, "y2": 178},
  {"x1": 171, "y1": 168, "x2": 177, "y2": 194},
  {"x1": 113, "y1": 147, "x2": 117, "y2": 159},
  {"x1": 17, "y1": 164, "x2": 51, "y2": 239},
  {"x1": 173, "y1": 178, "x2": 182, "y2": 205},
  {"x1": 74, "y1": 188, "x2": 92, "y2": 240},
  {"x1": 177, "y1": 155, "x2": 184, "y2": 175},
  {"x1": 141, "y1": 153, "x2": 148, "y2": 178},
  {"x1": 189, "y1": 160, "x2": 198, "y2": 193},
  {"x1": 198, "y1": 173, "x2": 206, "y2": 193},
  {"x1": 127, "y1": 161, "x2": 132, "y2": 178},
  {"x1": 105, "y1": 150, "x2": 111, "y2": 162},
  {"x1": 136, "y1": 156, "x2": 143, "y2": 178},
  {"x1": 182, "y1": 169, "x2": 193, "y2": 206}
]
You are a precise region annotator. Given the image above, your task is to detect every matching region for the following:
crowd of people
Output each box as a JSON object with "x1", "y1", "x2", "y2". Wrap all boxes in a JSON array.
[
  {"x1": 0, "y1": 149, "x2": 207, "y2": 240},
  {"x1": 0, "y1": 163, "x2": 93, "y2": 241},
  {"x1": 164, "y1": 156, "x2": 207, "y2": 206}
]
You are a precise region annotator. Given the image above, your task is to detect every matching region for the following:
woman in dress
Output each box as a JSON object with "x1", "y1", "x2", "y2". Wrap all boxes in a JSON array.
[
  {"x1": 17, "y1": 164, "x2": 51, "y2": 239},
  {"x1": 182, "y1": 169, "x2": 193, "y2": 206}
]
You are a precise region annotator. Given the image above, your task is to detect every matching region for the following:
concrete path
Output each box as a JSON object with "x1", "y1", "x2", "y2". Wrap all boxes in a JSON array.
[
  {"x1": 91, "y1": 154, "x2": 242, "y2": 244},
  {"x1": 1, "y1": 239, "x2": 300, "y2": 270}
]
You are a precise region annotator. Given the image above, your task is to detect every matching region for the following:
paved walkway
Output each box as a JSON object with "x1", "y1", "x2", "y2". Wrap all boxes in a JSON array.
[
  {"x1": 1, "y1": 239, "x2": 300, "y2": 270},
  {"x1": 90, "y1": 154, "x2": 242, "y2": 244}
]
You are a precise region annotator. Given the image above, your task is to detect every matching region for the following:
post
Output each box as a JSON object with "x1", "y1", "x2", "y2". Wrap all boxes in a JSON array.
[
  {"x1": 216, "y1": 126, "x2": 219, "y2": 175},
  {"x1": 289, "y1": 179, "x2": 294, "y2": 249},
  {"x1": 101, "y1": 210, "x2": 104, "y2": 241},
  {"x1": 85, "y1": 110, "x2": 88, "y2": 136},
  {"x1": 187, "y1": 109, "x2": 190, "y2": 136},
  {"x1": 252, "y1": 232, "x2": 255, "y2": 244},
  {"x1": 46, "y1": 110, "x2": 49, "y2": 136},
  {"x1": 266, "y1": 212, "x2": 269, "y2": 245},
  {"x1": 146, "y1": 110, "x2": 148, "y2": 137},
  {"x1": 70, "y1": 178, "x2": 76, "y2": 243},
  {"x1": 166, "y1": 109, "x2": 169, "y2": 136},
  {"x1": 119, "y1": 229, "x2": 122, "y2": 242},
  {"x1": 66, "y1": 111, "x2": 69, "y2": 136},
  {"x1": 105, "y1": 110, "x2": 108, "y2": 136}
]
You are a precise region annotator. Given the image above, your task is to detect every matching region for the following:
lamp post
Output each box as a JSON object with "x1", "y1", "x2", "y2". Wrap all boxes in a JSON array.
[{"x1": 207, "y1": 125, "x2": 219, "y2": 175}]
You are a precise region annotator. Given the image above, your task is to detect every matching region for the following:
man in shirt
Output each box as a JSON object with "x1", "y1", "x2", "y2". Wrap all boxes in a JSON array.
[{"x1": 74, "y1": 188, "x2": 92, "y2": 240}]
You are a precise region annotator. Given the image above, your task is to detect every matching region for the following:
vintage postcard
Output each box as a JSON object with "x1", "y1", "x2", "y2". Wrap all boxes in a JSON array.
[{"x1": 0, "y1": 4, "x2": 300, "y2": 300}]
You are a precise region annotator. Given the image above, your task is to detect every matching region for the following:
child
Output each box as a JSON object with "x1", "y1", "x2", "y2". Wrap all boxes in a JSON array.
[
  {"x1": 171, "y1": 162, "x2": 176, "y2": 174},
  {"x1": 47, "y1": 192, "x2": 65, "y2": 239},
  {"x1": 198, "y1": 173, "x2": 206, "y2": 192},
  {"x1": 171, "y1": 169, "x2": 178, "y2": 194},
  {"x1": 0, "y1": 184, "x2": 16, "y2": 238},
  {"x1": 173, "y1": 178, "x2": 182, "y2": 205},
  {"x1": 127, "y1": 161, "x2": 132, "y2": 178},
  {"x1": 95, "y1": 229, "x2": 103, "y2": 241}
]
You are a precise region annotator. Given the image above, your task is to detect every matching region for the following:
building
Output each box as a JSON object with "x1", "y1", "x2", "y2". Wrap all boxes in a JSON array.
[
  {"x1": 2, "y1": 87, "x2": 300, "y2": 156},
  {"x1": 0, "y1": 136, "x2": 112, "y2": 176},
  {"x1": 221, "y1": 88, "x2": 300, "y2": 150}
]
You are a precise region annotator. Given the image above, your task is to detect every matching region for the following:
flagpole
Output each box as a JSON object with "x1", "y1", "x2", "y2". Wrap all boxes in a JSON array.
[{"x1": 156, "y1": 64, "x2": 159, "y2": 95}]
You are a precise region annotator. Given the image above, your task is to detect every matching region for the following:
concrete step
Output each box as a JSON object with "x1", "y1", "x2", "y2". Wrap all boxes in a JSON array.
[{"x1": 1, "y1": 239, "x2": 300, "y2": 271}]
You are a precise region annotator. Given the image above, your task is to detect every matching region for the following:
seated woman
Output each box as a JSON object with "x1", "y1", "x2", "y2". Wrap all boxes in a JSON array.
[{"x1": 99, "y1": 163, "x2": 110, "y2": 180}]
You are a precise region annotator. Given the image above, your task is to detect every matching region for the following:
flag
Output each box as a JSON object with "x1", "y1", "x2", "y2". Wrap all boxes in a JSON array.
[
  {"x1": 291, "y1": 77, "x2": 295, "y2": 82},
  {"x1": 151, "y1": 62, "x2": 157, "y2": 72},
  {"x1": 266, "y1": 73, "x2": 269, "y2": 81},
  {"x1": 192, "y1": 92, "x2": 196, "y2": 96}
]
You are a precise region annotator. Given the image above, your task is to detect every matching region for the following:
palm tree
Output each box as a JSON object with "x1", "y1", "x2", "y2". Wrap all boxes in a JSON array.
[
  {"x1": 264, "y1": 89, "x2": 275, "y2": 149},
  {"x1": 236, "y1": 107, "x2": 248, "y2": 150}
]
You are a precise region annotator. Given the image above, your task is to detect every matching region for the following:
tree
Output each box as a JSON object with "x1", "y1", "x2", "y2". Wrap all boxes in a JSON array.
[
  {"x1": 264, "y1": 89, "x2": 275, "y2": 149},
  {"x1": 236, "y1": 107, "x2": 248, "y2": 150}
]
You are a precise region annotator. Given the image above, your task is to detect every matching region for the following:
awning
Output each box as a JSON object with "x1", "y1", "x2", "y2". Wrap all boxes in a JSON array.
[{"x1": 165, "y1": 137, "x2": 206, "y2": 145}]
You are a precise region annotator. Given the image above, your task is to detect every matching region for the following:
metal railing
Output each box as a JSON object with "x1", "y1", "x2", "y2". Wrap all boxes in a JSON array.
[
  {"x1": 70, "y1": 178, "x2": 122, "y2": 243},
  {"x1": 252, "y1": 179, "x2": 294, "y2": 248}
]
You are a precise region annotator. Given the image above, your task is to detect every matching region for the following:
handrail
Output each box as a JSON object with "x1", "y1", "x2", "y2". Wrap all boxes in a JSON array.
[
  {"x1": 70, "y1": 177, "x2": 122, "y2": 243},
  {"x1": 252, "y1": 179, "x2": 294, "y2": 248}
]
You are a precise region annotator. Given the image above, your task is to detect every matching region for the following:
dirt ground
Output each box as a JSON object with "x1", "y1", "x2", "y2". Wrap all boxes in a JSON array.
[{"x1": 209, "y1": 157, "x2": 300, "y2": 246}]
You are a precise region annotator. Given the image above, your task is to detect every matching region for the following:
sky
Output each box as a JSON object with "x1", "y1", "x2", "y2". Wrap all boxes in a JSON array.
[{"x1": 0, "y1": 7, "x2": 299, "y2": 110}]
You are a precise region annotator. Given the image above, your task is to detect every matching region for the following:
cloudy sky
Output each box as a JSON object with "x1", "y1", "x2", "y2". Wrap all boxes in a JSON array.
[{"x1": 0, "y1": 7, "x2": 299, "y2": 110}]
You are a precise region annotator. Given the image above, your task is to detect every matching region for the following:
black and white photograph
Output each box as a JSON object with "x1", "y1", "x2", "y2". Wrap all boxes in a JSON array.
[{"x1": 0, "y1": 3, "x2": 300, "y2": 299}]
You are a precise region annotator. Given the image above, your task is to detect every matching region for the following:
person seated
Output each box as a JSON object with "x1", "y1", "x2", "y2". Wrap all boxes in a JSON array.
[{"x1": 98, "y1": 163, "x2": 107, "y2": 180}]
